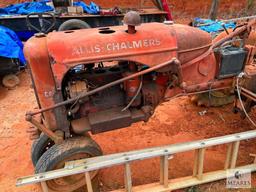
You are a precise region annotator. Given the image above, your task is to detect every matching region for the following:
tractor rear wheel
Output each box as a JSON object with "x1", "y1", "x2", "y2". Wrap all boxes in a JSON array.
[
  {"x1": 190, "y1": 89, "x2": 235, "y2": 107},
  {"x1": 35, "y1": 136, "x2": 102, "y2": 192}
]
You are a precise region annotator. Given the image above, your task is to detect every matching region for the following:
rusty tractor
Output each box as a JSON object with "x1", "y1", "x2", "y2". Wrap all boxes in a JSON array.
[{"x1": 24, "y1": 11, "x2": 256, "y2": 191}]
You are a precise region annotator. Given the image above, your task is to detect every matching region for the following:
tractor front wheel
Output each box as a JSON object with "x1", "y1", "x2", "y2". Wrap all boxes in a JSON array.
[
  {"x1": 35, "y1": 136, "x2": 102, "y2": 192},
  {"x1": 31, "y1": 133, "x2": 54, "y2": 166}
]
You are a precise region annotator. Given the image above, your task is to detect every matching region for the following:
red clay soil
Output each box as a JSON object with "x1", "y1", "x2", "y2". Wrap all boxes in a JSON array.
[{"x1": 0, "y1": 71, "x2": 255, "y2": 192}]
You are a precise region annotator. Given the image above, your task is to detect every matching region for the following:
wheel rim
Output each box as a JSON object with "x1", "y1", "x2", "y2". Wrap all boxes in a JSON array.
[
  {"x1": 46, "y1": 153, "x2": 98, "y2": 192},
  {"x1": 41, "y1": 139, "x2": 54, "y2": 155}
]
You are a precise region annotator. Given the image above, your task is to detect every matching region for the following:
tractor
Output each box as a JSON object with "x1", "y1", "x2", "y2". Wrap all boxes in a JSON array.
[{"x1": 24, "y1": 11, "x2": 256, "y2": 191}]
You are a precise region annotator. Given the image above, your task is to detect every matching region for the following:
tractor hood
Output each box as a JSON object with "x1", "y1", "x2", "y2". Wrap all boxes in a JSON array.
[
  {"x1": 47, "y1": 22, "x2": 177, "y2": 67},
  {"x1": 46, "y1": 22, "x2": 212, "y2": 67}
]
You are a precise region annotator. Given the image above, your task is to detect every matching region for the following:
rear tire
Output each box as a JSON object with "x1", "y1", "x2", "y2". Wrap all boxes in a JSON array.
[
  {"x1": 190, "y1": 90, "x2": 235, "y2": 107},
  {"x1": 35, "y1": 137, "x2": 102, "y2": 192},
  {"x1": 58, "y1": 19, "x2": 90, "y2": 31}
]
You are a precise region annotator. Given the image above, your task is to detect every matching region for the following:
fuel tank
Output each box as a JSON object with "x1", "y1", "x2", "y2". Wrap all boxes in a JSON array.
[{"x1": 174, "y1": 24, "x2": 212, "y2": 64}]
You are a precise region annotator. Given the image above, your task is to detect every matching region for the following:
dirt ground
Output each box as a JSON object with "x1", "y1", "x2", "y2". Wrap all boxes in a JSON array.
[{"x1": 0, "y1": 71, "x2": 256, "y2": 192}]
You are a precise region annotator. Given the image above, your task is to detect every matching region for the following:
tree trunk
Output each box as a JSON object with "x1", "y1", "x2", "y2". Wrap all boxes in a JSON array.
[
  {"x1": 209, "y1": 0, "x2": 220, "y2": 20},
  {"x1": 247, "y1": 0, "x2": 254, "y2": 10}
]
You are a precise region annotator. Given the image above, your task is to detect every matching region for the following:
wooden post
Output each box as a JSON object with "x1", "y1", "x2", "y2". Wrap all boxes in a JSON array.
[
  {"x1": 230, "y1": 141, "x2": 240, "y2": 169},
  {"x1": 85, "y1": 172, "x2": 93, "y2": 192},
  {"x1": 160, "y1": 155, "x2": 169, "y2": 188},
  {"x1": 208, "y1": 0, "x2": 219, "y2": 20},
  {"x1": 124, "y1": 163, "x2": 132, "y2": 192},
  {"x1": 247, "y1": 0, "x2": 254, "y2": 10},
  {"x1": 70, "y1": 0, "x2": 74, "y2": 6},
  {"x1": 40, "y1": 182, "x2": 49, "y2": 192}
]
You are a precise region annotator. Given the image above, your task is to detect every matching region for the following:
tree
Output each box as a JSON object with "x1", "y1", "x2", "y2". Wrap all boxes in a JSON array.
[
  {"x1": 209, "y1": 0, "x2": 220, "y2": 20},
  {"x1": 247, "y1": 0, "x2": 254, "y2": 10}
]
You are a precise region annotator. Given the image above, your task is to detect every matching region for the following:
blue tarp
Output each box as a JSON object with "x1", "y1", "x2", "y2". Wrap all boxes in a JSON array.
[
  {"x1": 0, "y1": 1, "x2": 99, "y2": 15},
  {"x1": 0, "y1": 0, "x2": 53, "y2": 15},
  {"x1": 194, "y1": 18, "x2": 236, "y2": 33},
  {"x1": 0, "y1": 26, "x2": 25, "y2": 65},
  {"x1": 74, "y1": 1, "x2": 100, "y2": 14}
]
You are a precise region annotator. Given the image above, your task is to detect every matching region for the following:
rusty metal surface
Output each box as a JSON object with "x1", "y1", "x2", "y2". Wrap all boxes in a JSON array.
[
  {"x1": 47, "y1": 22, "x2": 178, "y2": 87},
  {"x1": 26, "y1": 58, "x2": 180, "y2": 116},
  {"x1": 24, "y1": 19, "x2": 256, "y2": 139},
  {"x1": 123, "y1": 11, "x2": 141, "y2": 26},
  {"x1": 89, "y1": 107, "x2": 132, "y2": 134},
  {"x1": 164, "y1": 78, "x2": 234, "y2": 98},
  {"x1": 71, "y1": 117, "x2": 91, "y2": 134},
  {"x1": 213, "y1": 25, "x2": 256, "y2": 46},
  {"x1": 175, "y1": 24, "x2": 212, "y2": 64},
  {"x1": 26, "y1": 115, "x2": 63, "y2": 144},
  {"x1": 24, "y1": 36, "x2": 58, "y2": 131},
  {"x1": 212, "y1": 20, "x2": 256, "y2": 49}
]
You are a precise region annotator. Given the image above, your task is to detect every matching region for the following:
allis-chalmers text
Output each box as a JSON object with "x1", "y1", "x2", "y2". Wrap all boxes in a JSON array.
[{"x1": 72, "y1": 39, "x2": 161, "y2": 56}]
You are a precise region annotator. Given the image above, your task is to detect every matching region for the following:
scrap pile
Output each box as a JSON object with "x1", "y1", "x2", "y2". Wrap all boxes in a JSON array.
[
  {"x1": 0, "y1": 0, "x2": 101, "y2": 16},
  {"x1": 193, "y1": 17, "x2": 236, "y2": 36},
  {"x1": 0, "y1": 26, "x2": 25, "y2": 65},
  {"x1": 0, "y1": 0, "x2": 53, "y2": 15}
]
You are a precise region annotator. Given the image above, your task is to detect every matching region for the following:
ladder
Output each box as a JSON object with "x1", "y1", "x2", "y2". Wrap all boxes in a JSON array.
[{"x1": 16, "y1": 130, "x2": 256, "y2": 192}]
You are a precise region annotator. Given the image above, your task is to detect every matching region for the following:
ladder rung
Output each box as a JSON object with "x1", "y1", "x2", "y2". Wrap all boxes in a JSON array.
[
  {"x1": 40, "y1": 181, "x2": 49, "y2": 192},
  {"x1": 85, "y1": 172, "x2": 93, "y2": 192},
  {"x1": 230, "y1": 141, "x2": 240, "y2": 169},
  {"x1": 124, "y1": 163, "x2": 132, "y2": 192},
  {"x1": 160, "y1": 155, "x2": 169, "y2": 188},
  {"x1": 193, "y1": 149, "x2": 199, "y2": 177},
  {"x1": 193, "y1": 148, "x2": 206, "y2": 180},
  {"x1": 224, "y1": 143, "x2": 233, "y2": 170}
]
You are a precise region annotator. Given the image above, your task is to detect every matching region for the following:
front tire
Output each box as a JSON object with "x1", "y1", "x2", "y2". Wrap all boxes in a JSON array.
[
  {"x1": 31, "y1": 133, "x2": 54, "y2": 166},
  {"x1": 35, "y1": 137, "x2": 102, "y2": 192}
]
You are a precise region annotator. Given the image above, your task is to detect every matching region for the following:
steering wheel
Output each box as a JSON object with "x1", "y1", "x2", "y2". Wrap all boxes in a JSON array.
[{"x1": 26, "y1": 12, "x2": 56, "y2": 34}]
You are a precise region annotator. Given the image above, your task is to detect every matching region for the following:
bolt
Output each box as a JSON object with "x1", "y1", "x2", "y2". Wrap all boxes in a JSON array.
[{"x1": 25, "y1": 114, "x2": 32, "y2": 121}]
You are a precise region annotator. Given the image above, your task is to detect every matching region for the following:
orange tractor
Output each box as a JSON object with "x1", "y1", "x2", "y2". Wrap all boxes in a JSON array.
[{"x1": 24, "y1": 12, "x2": 256, "y2": 191}]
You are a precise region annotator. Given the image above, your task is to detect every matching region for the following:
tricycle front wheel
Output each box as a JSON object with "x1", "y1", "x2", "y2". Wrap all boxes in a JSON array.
[{"x1": 35, "y1": 136, "x2": 102, "y2": 192}]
